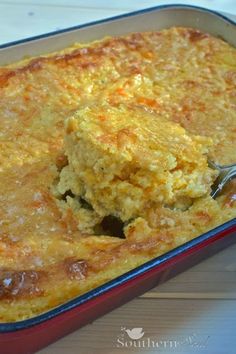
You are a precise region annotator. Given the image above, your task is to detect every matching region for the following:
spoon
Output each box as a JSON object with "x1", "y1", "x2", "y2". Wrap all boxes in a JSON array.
[{"x1": 208, "y1": 160, "x2": 236, "y2": 199}]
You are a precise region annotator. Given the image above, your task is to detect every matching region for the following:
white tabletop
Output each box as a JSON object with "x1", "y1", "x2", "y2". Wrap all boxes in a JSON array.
[
  {"x1": 0, "y1": 0, "x2": 236, "y2": 44},
  {"x1": 0, "y1": 1, "x2": 235, "y2": 354}
]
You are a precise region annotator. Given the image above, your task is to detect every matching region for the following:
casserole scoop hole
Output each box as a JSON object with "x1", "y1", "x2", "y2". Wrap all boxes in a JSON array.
[
  {"x1": 79, "y1": 197, "x2": 94, "y2": 210},
  {"x1": 61, "y1": 189, "x2": 75, "y2": 201},
  {"x1": 94, "y1": 215, "x2": 125, "y2": 238},
  {"x1": 61, "y1": 192, "x2": 94, "y2": 211},
  {"x1": 59, "y1": 190, "x2": 126, "y2": 238}
]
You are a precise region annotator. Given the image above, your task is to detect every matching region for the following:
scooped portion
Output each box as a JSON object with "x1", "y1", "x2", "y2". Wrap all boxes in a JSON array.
[{"x1": 55, "y1": 101, "x2": 217, "y2": 234}]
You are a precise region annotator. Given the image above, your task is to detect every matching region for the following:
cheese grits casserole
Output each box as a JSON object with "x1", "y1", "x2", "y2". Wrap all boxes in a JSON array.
[
  {"x1": 0, "y1": 27, "x2": 235, "y2": 322},
  {"x1": 56, "y1": 102, "x2": 217, "y2": 233}
]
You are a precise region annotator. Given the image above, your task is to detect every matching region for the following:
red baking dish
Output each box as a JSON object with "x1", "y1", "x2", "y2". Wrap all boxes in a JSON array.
[{"x1": 0, "y1": 5, "x2": 235, "y2": 354}]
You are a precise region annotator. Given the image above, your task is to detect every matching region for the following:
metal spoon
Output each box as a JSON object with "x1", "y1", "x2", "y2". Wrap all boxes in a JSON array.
[{"x1": 208, "y1": 160, "x2": 236, "y2": 199}]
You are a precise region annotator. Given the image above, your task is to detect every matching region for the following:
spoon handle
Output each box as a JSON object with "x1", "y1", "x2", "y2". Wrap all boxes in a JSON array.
[{"x1": 211, "y1": 166, "x2": 236, "y2": 199}]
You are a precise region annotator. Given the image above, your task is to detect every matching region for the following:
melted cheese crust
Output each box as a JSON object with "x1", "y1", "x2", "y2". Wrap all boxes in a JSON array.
[{"x1": 0, "y1": 27, "x2": 235, "y2": 322}]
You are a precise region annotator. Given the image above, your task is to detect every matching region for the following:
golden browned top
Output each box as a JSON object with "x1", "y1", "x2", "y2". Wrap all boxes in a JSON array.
[{"x1": 0, "y1": 27, "x2": 235, "y2": 322}]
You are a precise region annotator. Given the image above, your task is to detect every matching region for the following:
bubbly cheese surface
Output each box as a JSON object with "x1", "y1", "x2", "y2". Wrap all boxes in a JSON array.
[{"x1": 0, "y1": 27, "x2": 235, "y2": 322}]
